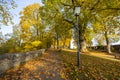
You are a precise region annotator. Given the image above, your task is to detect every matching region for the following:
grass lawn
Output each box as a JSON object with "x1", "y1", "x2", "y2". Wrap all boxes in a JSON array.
[{"x1": 60, "y1": 49, "x2": 120, "y2": 80}]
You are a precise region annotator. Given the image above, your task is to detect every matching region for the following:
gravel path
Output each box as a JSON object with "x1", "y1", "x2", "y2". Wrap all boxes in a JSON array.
[{"x1": 0, "y1": 49, "x2": 64, "y2": 80}]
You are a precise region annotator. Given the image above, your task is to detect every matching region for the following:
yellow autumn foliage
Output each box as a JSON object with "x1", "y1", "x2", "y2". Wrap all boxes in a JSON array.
[
  {"x1": 9, "y1": 48, "x2": 16, "y2": 53},
  {"x1": 23, "y1": 41, "x2": 41, "y2": 51},
  {"x1": 31, "y1": 41, "x2": 41, "y2": 47},
  {"x1": 93, "y1": 22, "x2": 103, "y2": 30},
  {"x1": 24, "y1": 44, "x2": 33, "y2": 51},
  {"x1": 21, "y1": 21, "x2": 31, "y2": 32}
]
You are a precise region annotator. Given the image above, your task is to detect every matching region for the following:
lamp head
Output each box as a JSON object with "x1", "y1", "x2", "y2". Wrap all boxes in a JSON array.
[{"x1": 74, "y1": 6, "x2": 80, "y2": 16}]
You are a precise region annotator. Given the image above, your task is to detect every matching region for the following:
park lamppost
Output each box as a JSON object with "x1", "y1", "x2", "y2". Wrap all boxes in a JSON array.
[{"x1": 74, "y1": 6, "x2": 81, "y2": 69}]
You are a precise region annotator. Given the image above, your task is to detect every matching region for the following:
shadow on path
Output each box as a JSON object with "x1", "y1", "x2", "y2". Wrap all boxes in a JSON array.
[{"x1": 0, "y1": 49, "x2": 64, "y2": 80}]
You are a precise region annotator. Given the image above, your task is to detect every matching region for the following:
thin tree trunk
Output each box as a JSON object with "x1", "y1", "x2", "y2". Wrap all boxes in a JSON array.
[
  {"x1": 53, "y1": 38, "x2": 55, "y2": 48},
  {"x1": 63, "y1": 42, "x2": 65, "y2": 48},
  {"x1": 56, "y1": 34, "x2": 59, "y2": 49},
  {"x1": 37, "y1": 28, "x2": 39, "y2": 36},
  {"x1": 62, "y1": 39, "x2": 66, "y2": 48},
  {"x1": 57, "y1": 39, "x2": 59, "y2": 49},
  {"x1": 105, "y1": 31, "x2": 111, "y2": 53}
]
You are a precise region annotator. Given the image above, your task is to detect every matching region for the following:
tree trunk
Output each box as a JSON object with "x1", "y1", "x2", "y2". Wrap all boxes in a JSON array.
[
  {"x1": 56, "y1": 39, "x2": 59, "y2": 49},
  {"x1": 56, "y1": 34, "x2": 59, "y2": 49},
  {"x1": 75, "y1": 24, "x2": 88, "y2": 53},
  {"x1": 79, "y1": 29, "x2": 88, "y2": 52},
  {"x1": 104, "y1": 31, "x2": 111, "y2": 53},
  {"x1": 79, "y1": 35, "x2": 87, "y2": 52},
  {"x1": 63, "y1": 41, "x2": 65, "y2": 48},
  {"x1": 53, "y1": 38, "x2": 55, "y2": 48},
  {"x1": 62, "y1": 39, "x2": 66, "y2": 48}
]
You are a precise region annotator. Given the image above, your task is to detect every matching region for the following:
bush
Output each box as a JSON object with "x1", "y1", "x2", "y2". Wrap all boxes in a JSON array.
[{"x1": 23, "y1": 40, "x2": 41, "y2": 52}]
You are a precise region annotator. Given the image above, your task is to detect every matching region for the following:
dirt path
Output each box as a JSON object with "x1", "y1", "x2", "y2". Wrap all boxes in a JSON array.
[{"x1": 0, "y1": 49, "x2": 64, "y2": 80}]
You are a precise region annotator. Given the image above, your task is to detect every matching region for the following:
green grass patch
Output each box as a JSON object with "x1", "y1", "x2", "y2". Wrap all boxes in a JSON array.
[{"x1": 60, "y1": 50, "x2": 120, "y2": 80}]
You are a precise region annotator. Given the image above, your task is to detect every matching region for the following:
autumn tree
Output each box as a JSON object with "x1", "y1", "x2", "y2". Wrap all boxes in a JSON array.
[
  {"x1": 93, "y1": 16, "x2": 120, "y2": 53},
  {"x1": 19, "y1": 3, "x2": 52, "y2": 50},
  {"x1": 53, "y1": 15, "x2": 72, "y2": 48},
  {"x1": 40, "y1": 4, "x2": 72, "y2": 49},
  {"x1": 0, "y1": 0, "x2": 16, "y2": 25},
  {"x1": 42, "y1": 0, "x2": 120, "y2": 52},
  {"x1": 20, "y1": 4, "x2": 40, "y2": 42}
]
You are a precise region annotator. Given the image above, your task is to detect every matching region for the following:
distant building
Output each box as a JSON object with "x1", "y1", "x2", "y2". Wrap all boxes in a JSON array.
[
  {"x1": 111, "y1": 40, "x2": 120, "y2": 45},
  {"x1": 70, "y1": 38, "x2": 77, "y2": 49}
]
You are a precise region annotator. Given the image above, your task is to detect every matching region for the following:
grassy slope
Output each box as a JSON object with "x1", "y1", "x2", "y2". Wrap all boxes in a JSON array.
[{"x1": 60, "y1": 49, "x2": 120, "y2": 80}]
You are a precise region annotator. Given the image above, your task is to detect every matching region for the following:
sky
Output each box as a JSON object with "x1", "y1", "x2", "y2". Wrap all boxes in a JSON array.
[{"x1": 1, "y1": 0, "x2": 43, "y2": 35}]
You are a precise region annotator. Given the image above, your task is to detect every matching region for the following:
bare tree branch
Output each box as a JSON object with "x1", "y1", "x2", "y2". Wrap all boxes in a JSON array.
[
  {"x1": 60, "y1": 2, "x2": 72, "y2": 7},
  {"x1": 90, "y1": 0, "x2": 100, "y2": 10},
  {"x1": 100, "y1": 8, "x2": 120, "y2": 11},
  {"x1": 63, "y1": 17, "x2": 74, "y2": 25}
]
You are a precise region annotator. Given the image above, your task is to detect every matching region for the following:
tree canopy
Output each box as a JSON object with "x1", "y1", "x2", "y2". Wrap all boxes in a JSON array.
[
  {"x1": 0, "y1": 0, "x2": 16, "y2": 25},
  {"x1": 0, "y1": 0, "x2": 120, "y2": 53}
]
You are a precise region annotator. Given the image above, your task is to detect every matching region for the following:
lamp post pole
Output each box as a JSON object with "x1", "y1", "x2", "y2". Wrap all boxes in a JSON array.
[
  {"x1": 76, "y1": 15, "x2": 80, "y2": 69},
  {"x1": 74, "y1": 6, "x2": 81, "y2": 69}
]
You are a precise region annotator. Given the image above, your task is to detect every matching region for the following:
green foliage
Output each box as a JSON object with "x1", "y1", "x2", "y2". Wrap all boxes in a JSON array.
[
  {"x1": 60, "y1": 50, "x2": 120, "y2": 79},
  {"x1": 93, "y1": 16, "x2": 120, "y2": 43},
  {"x1": 0, "y1": 46, "x2": 9, "y2": 54},
  {"x1": 42, "y1": 0, "x2": 120, "y2": 51},
  {"x1": 85, "y1": 27, "x2": 94, "y2": 46},
  {"x1": 0, "y1": 39, "x2": 16, "y2": 54},
  {"x1": 41, "y1": 1, "x2": 72, "y2": 48}
]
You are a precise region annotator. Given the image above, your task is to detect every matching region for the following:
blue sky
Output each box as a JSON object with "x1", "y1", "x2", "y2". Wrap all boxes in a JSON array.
[{"x1": 1, "y1": 0, "x2": 43, "y2": 35}]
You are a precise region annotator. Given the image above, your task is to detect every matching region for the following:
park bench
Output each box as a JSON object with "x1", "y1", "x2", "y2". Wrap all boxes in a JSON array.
[{"x1": 115, "y1": 53, "x2": 120, "y2": 59}]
